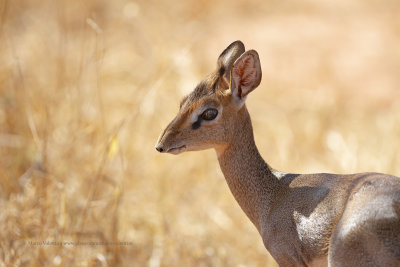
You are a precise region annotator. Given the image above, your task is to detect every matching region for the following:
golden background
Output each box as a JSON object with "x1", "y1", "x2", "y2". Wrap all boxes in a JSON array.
[{"x1": 1, "y1": 0, "x2": 399, "y2": 266}]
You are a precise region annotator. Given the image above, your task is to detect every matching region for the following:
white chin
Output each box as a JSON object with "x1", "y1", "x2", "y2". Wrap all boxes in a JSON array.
[{"x1": 167, "y1": 145, "x2": 187, "y2": 155}]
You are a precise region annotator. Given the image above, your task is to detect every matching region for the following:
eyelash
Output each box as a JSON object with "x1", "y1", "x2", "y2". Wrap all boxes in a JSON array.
[{"x1": 201, "y1": 108, "x2": 218, "y2": 120}]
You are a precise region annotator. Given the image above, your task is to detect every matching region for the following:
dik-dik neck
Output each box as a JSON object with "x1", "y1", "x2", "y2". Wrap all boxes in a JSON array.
[{"x1": 217, "y1": 107, "x2": 282, "y2": 231}]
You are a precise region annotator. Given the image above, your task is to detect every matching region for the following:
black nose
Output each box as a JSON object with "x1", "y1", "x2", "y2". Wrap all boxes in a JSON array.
[{"x1": 155, "y1": 146, "x2": 164, "y2": 153}]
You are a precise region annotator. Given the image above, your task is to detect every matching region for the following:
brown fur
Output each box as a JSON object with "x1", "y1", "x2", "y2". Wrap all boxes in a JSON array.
[{"x1": 156, "y1": 41, "x2": 400, "y2": 266}]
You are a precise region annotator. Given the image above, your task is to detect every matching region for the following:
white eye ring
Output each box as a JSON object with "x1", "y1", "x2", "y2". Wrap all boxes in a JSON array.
[{"x1": 190, "y1": 105, "x2": 222, "y2": 124}]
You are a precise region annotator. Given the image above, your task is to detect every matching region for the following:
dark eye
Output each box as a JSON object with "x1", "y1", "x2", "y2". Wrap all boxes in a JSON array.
[{"x1": 201, "y1": 108, "x2": 218, "y2": 121}]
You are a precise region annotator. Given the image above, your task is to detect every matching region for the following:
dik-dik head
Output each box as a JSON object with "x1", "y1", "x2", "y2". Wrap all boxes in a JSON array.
[{"x1": 155, "y1": 41, "x2": 262, "y2": 154}]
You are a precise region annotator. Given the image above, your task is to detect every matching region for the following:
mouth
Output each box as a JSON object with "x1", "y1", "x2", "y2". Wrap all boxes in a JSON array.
[{"x1": 167, "y1": 145, "x2": 186, "y2": 154}]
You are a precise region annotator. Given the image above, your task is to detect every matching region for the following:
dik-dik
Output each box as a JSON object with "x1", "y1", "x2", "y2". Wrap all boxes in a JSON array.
[{"x1": 155, "y1": 41, "x2": 400, "y2": 267}]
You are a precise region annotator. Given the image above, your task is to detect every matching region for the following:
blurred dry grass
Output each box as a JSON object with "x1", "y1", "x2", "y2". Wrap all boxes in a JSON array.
[{"x1": 0, "y1": 0, "x2": 399, "y2": 266}]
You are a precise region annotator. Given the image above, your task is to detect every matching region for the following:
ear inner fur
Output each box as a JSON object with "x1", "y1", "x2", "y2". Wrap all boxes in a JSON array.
[{"x1": 231, "y1": 50, "x2": 262, "y2": 99}]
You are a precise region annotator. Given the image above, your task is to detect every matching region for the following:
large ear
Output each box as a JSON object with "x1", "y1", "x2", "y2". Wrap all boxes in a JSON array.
[
  {"x1": 231, "y1": 50, "x2": 262, "y2": 103},
  {"x1": 217, "y1": 41, "x2": 245, "y2": 85}
]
